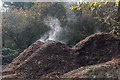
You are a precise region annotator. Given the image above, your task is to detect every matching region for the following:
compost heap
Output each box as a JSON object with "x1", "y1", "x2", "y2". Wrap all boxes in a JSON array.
[
  {"x1": 2, "y1": 33, "x2": 120, "y2": 79},
  {"x1": 61, "y1": 58, "x2": 120, "y2": 78}
]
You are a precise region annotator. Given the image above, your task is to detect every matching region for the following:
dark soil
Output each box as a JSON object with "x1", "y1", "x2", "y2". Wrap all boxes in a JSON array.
[
  {"x1": 61, "y1": 58, "x2": 120, "y2": 78},
  {"x1": 2, "y1": 40, "x2": 74, "y2": 78},
  {"x1": 2, "y1": 33, "x2": 120, "y2": 79},
  {"x1": 73, "y1": 33, "x2": 120, "y2": 66}
]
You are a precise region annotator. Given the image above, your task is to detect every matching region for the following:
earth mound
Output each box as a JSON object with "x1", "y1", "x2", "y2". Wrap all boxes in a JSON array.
[
  {"x1": 2, "y1": 33, "x2": 120, "y2": 79},
  {"x1": 2, "y1": 40, "x2": 73, "y2": 78},
  {"x1": 3, "y1": 40, "x2": 44, "y2": 71},
  {"x1": 73, "y1": 33, "x2": 120, "y2": 66},
  {"x1": 61, "y1": 58, "x2": 120, "y2": 78}
]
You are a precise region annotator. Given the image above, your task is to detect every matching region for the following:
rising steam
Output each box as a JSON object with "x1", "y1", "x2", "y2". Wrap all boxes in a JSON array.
[
  {"x1": 40, "y1": 16, "x2": 62, "y2": 41},
  {"x1": 39, "y1": 3, "x2": 77, "y2": 42}
]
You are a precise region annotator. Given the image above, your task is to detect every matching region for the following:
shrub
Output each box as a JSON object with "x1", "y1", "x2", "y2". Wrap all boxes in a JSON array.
[{"x1": 2, "y1": 47, "x2": 19, "y2": 65}]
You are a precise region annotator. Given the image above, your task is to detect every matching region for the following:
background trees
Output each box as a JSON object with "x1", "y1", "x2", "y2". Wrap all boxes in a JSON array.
[
  {"x1": 2, "y1": 2, "x2": 120, "y2": 65},
  {"x1": 2, "y1": 2, "x2": 120, "y2": 49}
]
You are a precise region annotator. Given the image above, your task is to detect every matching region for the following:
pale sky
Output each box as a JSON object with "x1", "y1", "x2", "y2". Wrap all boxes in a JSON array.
[{"x1": 0, "y1": 0, "x2": 2, "y2": 7}]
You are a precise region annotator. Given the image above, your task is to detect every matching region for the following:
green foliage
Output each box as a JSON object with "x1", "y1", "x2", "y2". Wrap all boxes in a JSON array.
[
  {"x1": 2, "y1": 3, "x2": 68, "y2": 49},
  {"x1": 2, "y1": 3, "x2": 51, "y2": 49},
  {"x1": 2, "y1": 2, "x2": 120, "y2": 49},
  {"x1": 110, "y1": 26, "x2": 120, "y2": 35},
  {"x1": 2, "y1": 47, "x2": 19, "y2": 65},
  {"x1": 71, "y1": 2, "x2": 120, "y2": 36}
]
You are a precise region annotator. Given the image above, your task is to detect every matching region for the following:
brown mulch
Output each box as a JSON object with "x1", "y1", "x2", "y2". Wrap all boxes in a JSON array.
[
  {"x1": 61, "y1": 58, "x2": 120, "y2": 78},
  {"x1": 2, "y1": 33, "x2": 120, "y2": 79},
  {"x1": 73, "y1": 33, "x2": 120, "y2": 66},
  {"x1": 2, "y1": 40, "x2": 74, "y2": 78}
]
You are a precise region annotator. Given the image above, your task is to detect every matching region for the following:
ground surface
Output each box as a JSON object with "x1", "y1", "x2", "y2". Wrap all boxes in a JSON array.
[{"x1": 2, "y1": 33, "x2": 120, "y2": 79}]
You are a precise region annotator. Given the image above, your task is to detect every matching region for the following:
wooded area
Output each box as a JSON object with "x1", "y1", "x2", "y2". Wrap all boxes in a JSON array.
[
  {"x1": 2, "y1": 2, "x2": 120, "y2": 50},
  {"x1": 1, "y1": 1, "x2": 120, "y2": 79}
]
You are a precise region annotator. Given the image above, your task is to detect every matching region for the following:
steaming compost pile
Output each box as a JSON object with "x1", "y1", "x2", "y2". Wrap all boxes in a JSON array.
[
  {"x1": 72, "y1": 33, "x2": 120, "y2": 66},
  {"x1": 2, "y1": 40, "x2": 74, "y2": 78},
  {"x1": 61, "y1": 58, "x2": 120, "y2": 78},
  {"x1": 2, "y1": 33, "x2": 120, "y2": 79}
]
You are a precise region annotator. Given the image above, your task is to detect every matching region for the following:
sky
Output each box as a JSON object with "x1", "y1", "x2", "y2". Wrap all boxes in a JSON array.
[{"x1": 0, "y1": 0, "x2": 2, "y2": 7}]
